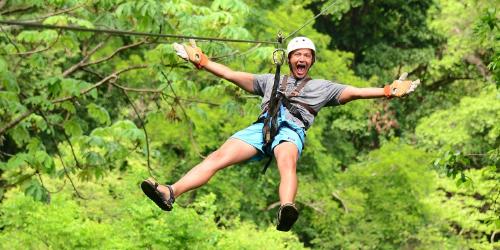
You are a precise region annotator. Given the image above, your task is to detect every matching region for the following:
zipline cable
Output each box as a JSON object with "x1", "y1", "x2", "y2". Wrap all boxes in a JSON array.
[
  {"x1": 0, "y1": 20, "x2": 279, "y2": 45},
  {"x1": 284, "y1": 0, "x2": 338, "y2": 40},
  {"x1": 2, "y1": 0, "x2": 335, "y2": 46}
]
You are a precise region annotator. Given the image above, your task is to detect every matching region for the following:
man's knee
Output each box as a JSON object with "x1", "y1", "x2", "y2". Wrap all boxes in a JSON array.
[
  {"x1": 275, "y1": 143, "x2": 298, "y2": 171},
  {"x1": 275, "y1": 142, "x2": 298, "y2": 159},
  {"x1": 205, "y1": 149, "x2": 228, "y2": 164}
]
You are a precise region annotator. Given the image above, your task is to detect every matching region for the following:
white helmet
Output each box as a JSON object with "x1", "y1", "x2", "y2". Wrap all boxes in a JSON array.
[{"x1": 286, "y1": 36, "x2": 316, "y2": 60}]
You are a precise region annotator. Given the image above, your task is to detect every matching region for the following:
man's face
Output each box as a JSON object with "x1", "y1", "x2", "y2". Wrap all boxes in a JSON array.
[{"x1": 289, "y1": 48, "x2": 314, "y2": 79}]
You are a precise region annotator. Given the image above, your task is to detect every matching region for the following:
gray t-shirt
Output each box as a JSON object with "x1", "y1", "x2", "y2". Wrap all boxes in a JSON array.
[{"x1": 253, "y1": 74, "x2": 347, "y2": 129}]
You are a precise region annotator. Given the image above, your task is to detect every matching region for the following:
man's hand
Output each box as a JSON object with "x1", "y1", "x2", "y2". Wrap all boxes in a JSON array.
[
  {"x1": 172, "y1": 39, "x2": 208, "y2": 69},
  {"x1": 384, "y1": 72, "x2": 420, "y2": 98}
]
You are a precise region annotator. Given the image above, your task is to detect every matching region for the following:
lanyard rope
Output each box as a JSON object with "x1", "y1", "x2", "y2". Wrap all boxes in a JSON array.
[{"x1": 261, "y1": 34, "x2": 285, "y2": 174}]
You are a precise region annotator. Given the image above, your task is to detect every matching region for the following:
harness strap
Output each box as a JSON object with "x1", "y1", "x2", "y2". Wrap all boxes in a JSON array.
[
  {"x1": 260, "y1": 76, "x2": 317, "y2": 174},
  {"x1": 281, "y1": 99, "x2": 313, "y2": 128},
  {"x1": 279, "y1": 75, "x2": 289, "y2": 92},
  {"x1": 289, "y1": 77, "x2": 311, "y2": 96},
  {"x1": 260, "y1": 75, "x2": 288, "y2": 116},
  {"x1": 262, "y1": 62, "x2": 284, "y2": 156},
  {"x1": 288, "y1": 99, "x2": 317, "y2": 116}
]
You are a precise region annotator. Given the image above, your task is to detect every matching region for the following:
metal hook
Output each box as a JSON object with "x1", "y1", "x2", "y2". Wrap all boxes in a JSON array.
[{"x1": 273, "y1": 48, "x2": 285, "y2": 65}]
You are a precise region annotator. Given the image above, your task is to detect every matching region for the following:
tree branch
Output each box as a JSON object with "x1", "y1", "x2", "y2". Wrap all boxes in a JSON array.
[
  {"x1": 332, "y1": 191, "x2": 349, "y2": 213},
  {"x1": 179, "y1": 98, "x2": 220, "y2": 106},
  {"x1": 80, "y1": 67, "x2": 104, "y2": 78},
  {"x1": 160, "y1": 69, "x2": 206, "y2": 158},
  {"x1": 82, "y1": 40, "x2": 146, "y2": 67},
  {"x1": 428, "y1": 76, "x2": 474, "y2": 91},
  {"x1": 62, "y1": 39, "x2": 108, "y2": 77},
  {"x1": 0, "y1": 0, "x2": 7, "y2": 10},
  {"x1": 115, "y1": 85, "x2": 219, "y2": 106},
  {"x1": 111, "y1": 82, "x2": 164, "y2": 93},
  {"x1": 54, "y1": 65, "x2": 148, "y2": 103},
  {"x1": 161, "y1": 92, "x2": 220, "y2": 106},
  {"x1": 464, "y1": 53, "x2": 491, "y2": 80},
  {"x1": 0, "y1": 110, "x2": 34, "y2": 136},
  {"x1": 408, "y1": 63, "x2": 428, "y2": 77},
  {"x1": 120, "y1": 88, "x2": 156, "y2": 178},
  {"x1": 0, "y1": 25, "x2": 20, "y2": 53},
  {"x1": 44, "y1": 122, "x2": 88, "y2": 200},
  {"x1": 0, "y1": 65, "x2": 148, "y2": 137},
  {"x1": 23, "y1": 4, "x2": 85, "y2": 22},
  {"x1": 37, "y1": 172, "x2": 66, "y2": 194},
  {"x1": 41, "y1": 112, "x2": 84, "y2": 170},
  {"x1": 1, "y1": 5, "x2": 33, "y2": 15},
  {"x1": 10, "y1": 33, "x2": 60, "y2": 56},
  {"x1": 3, "y1": 173, "x2": 37, "y2": 190}
]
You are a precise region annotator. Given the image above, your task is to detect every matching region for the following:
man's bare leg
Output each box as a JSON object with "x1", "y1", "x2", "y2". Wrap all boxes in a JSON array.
[
  {"x1": 155, "y1": 138, "x2": 258, "y2": 198},
  {"x1": 274, "y1": 142, "x2": 299, "y2": 204},
  {"x1": 274, "y1": 141, "x2": 300, "y2": 231}
]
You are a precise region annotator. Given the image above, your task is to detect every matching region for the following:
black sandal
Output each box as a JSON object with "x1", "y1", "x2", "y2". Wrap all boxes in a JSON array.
[
  {"x1": 141, "y1": 178, "x2": 175, "y2": 211},
  {"x1": 276, "y1": 203, "x2": 299, "y2": 231}
]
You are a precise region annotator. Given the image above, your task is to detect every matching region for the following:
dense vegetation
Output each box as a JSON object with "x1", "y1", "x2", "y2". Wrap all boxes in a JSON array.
[{"x1": 0, "y1": 0, "x2": 498, "y2": 249}]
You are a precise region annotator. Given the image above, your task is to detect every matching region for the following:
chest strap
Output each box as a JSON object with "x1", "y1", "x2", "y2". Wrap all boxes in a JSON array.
[
  {"x1": 280, "y1": 76, "x2": 317, "y2": 122},
  {"x1": 280, "y1": 76, "x2": 311, "y2": 97},
  {"x1": 260, "y1": 76, "x2": 318, "y2": 127}
]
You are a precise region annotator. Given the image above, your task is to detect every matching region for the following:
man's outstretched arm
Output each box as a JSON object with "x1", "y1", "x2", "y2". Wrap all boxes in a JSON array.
[
  {"x1": 338, "y1": 87, "x2": 385, "y2": 104},
  {"x1": 203, "y1": 61, "x2": 254, "y2": 93},
  {"x1": 173, "y1": 40, "x2": 255, "y2": 93},
  {"x1": 338, "y1": 73, "x2": 420, "y2": 104}
]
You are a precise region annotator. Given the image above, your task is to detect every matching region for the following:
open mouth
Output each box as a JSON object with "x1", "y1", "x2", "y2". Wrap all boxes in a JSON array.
[{"x1": 296, "y1": 63, "x2": 307, "y2": 75}]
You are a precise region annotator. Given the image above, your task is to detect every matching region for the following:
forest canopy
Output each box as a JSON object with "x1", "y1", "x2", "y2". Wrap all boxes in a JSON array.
[{"x1": 0, "y1": 0, "x2": 498, "y2": 249}]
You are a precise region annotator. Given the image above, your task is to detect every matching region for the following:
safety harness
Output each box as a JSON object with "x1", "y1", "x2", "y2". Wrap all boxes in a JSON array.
[{"x1": 260, "y1": 74, "x2": 316, "y2": 173}]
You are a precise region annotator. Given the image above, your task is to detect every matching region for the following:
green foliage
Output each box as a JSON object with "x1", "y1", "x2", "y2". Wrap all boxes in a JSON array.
[
  {"x1": 416, "y1": 86, "x2": 499, "y2": 166},
  {"x1": 0, "y1": 0, "x2": 498, "y2": 248},
  {"x1": 0, "y1": 166, "x2": 306, "y2": 249},
  {"x1": 311, "y1": 0, "x2": 441, "y2": 82},
  {"x1": 308, "y1": 141, "x2": 439, "y2": 249},
  {"x1": 431, "y1": 167, "x2": 500, "y2": 250}
]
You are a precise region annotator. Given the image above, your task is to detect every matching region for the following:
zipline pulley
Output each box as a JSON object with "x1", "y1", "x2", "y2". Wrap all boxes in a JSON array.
[{"x1": 273, "y1": 32, "x2": 285, "y2": 66}]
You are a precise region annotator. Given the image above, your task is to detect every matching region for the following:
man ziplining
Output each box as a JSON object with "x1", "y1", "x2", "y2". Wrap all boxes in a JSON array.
[{"x1": 141, "y1": 37, "x2": 420, "y2": 232}]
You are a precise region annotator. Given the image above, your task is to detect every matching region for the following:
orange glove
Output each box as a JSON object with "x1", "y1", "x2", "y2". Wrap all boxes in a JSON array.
[
  {"x1": 172, "y1": 39, "x2": 208, "y2": 69},
  {"x1": 384, "y1": 72, "x2": 421, "y2": 98}
]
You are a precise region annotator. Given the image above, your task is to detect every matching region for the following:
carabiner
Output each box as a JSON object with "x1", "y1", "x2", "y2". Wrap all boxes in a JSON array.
[{"x1": 273, "y1": 48, "x2": 286, "y2": 66}]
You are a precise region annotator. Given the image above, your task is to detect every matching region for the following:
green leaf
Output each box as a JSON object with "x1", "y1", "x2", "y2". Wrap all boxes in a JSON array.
[
  {"x1": 60, "y1": 78, "x2": 82, "y2": 97},
  {"x1": 0, "y1": 58, "x2": 19, "y2": 93},
  {"x1": 89, "y1": 88, "x2": 98, "y2": 99},
  {"x1": 43, "y1": 15, "x2": 69, "y2": 26},
  {"x1": 9, "y1": 125, "x2": 30, "y2": 147},
  {"x1": 46, "y1": 77, "x2": 62, "y2": 97},
  {"x1": 88, "y1": 136, "x2": 105, "y2": 147},
  {"x1": 34, "y1": 151, "x2": 55, "y2": 174},
  {"x1": 87, "y1": 103, "x2": 111, "y2": 125},
  {"x1": 63, "y1": 117, "x2": 83, "y2": 136},
  {"x1": 24, "y1": 180, "x2": 49, "y2": 203},
  {"x1": 25, "y1": 96, "x2": 54, "y2": 111},
  {"x1": 27, "y1": 138, "x2": 43, "y2": 152},
  {"x1": 68, "y1": 17, "x2": 95, "y2": 28},
  {"x1": 4, "y1": 153, "x2": 29, "y2": 170},
  {"x1": 60, "y1": 102, "x2": 76, "y2": 114},
  {"x1": 84, "y1": 151, "x2": 105, "y2": 166}
]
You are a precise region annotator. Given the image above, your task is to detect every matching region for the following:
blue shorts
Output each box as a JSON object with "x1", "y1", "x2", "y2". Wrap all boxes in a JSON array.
[{"x1": 231, "y1": 118, "x2": 305, "y2": 160}]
